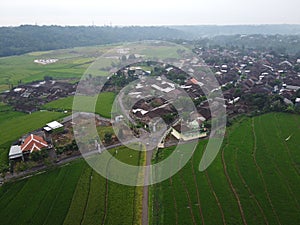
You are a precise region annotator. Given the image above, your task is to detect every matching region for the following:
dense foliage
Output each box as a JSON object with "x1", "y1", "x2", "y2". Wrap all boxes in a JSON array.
[{"x1": 0, "y1": 25, "x2": 185, "y2": 57}]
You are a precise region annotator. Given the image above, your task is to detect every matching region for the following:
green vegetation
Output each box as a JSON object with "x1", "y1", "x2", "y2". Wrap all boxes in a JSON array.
[
  {"x1": 0, "y1": 146, "x2": 144, "y2": 225},
  {"x1": 0, "y1": 111, "x2": 65, "y2": 169},
  {"x1": 0, "y1": 25, "x2": 185, "y2": 57},
  {"x1": 0, "y1": 45, "x2": 113, "y2": 92},
  {"x1": 0, "y1": 111, "x2": 64, "y2": 147},
  {"x1": 1, "y1": 112, "x2": 300, "y2": 225},
  {"x1": 150, "y1": 113, "x2": 300, "y2": 225},
  {"x1": 44, "y1": 92, "x2": 116, "y2": 118},
  {"x1": 0, "y1": 102, "x2": 24, "y2": 122}
]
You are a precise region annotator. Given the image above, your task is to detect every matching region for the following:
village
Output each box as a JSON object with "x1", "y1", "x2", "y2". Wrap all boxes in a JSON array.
[
  {"x1": 194, "y1": 44, "x2": 300, "y2": 116},
  {"x1": 3, "y1": 45, "x2": 300, "y2": 174},
  {"x1": 1, "y1": 79, "x2": 76, "y2": 113}
]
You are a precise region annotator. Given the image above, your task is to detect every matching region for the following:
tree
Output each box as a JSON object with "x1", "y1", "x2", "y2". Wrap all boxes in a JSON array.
[
  {"x1": 128, "y1": 54, "x2": 136, "y2": 60},
  {"x1": 296, "y1": 89, "x2": 300, "y2": 98},
  {"x1": 104, "y1": 133, "x2": 113, "y2": 144},
  {"x1": 44, "y1": 76, "x2": 53, "y2": 81},
  {"x1": 30, "y1": 149, "x2": 48, "y2": 161},
  {"x1": 121, "y1": 55, "x2": 127, "y2": 62}
]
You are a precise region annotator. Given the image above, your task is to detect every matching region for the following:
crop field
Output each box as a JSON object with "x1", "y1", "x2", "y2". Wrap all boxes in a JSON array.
[
  {"x1": 0, "y1": 102, "x2": 24, "y2": 122},
  {"x1": 43, "y1": 92, "x2": 116, "y2": 118},
  {"x1": 0, "y1": 42, "x2": 185, "y2": 92},
  {"x1": 0, "y1": 45, "x2": 118, "y2": 92},
  {"x1": 0, "y1": 146, "x2": 144, "y2": 225},
  {"x1": 150, "y1": 113, "x2": 300, "y2": 225}
]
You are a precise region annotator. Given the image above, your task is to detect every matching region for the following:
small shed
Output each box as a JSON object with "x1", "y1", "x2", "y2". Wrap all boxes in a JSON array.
[
  {"x1": 9, "y1": 145, "x2": 23, "y2": 160},
  {"x1": 44, "y1": 121, "x2": 63, "y2": 132}
]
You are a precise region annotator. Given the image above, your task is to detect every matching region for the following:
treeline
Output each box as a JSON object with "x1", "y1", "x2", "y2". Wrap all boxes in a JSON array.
[
  {"x1": 0, "y1": 25, "x2": 185, "y2": 57},
  {"x1": 194, "y1": 34, "x2": 300, "y2": 56},
  {"x1": 174, "y1": 24, "x2": 300, "y2": 37},
  {"x1": 2, "y1": 25, "x2": 300, "y2": 58}
]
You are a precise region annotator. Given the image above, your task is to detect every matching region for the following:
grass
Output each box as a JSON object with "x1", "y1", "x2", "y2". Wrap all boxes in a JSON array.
[
  {"x1": 43, "y1": 92, "x2": 116, "y2": 118},
  {"x1": 0, "y1": 161, "x2": 84, "y2": 225},
  {"x1": 0, "y1": 43, "x2": 185, "y2": 92},
  {"x1": 0, "y1": 111, "x2": 65, "y2": 146},
  {"x1": 0, "y1": 147, "x2": 144, "y2": 225},
  {"x1": 150, "y1": 113, "x2": 300, "y2": 225},
  {"x1": 0, "y1": 102, "x2": 24, "y2": 123},
  {"x1": 0, "y1": 45, "x2": 117, "y2": 92},
  {"x1": 1, "y1": 112, "x2": 299, "y2": 225}
]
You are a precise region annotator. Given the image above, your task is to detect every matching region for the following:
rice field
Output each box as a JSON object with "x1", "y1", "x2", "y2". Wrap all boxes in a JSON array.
[
  {"x1": 150, "y1": 113, "x2": 300, "y2": 225},
  {"x1": 0, "y1": 147, "x2": 144, "y2": 225}
]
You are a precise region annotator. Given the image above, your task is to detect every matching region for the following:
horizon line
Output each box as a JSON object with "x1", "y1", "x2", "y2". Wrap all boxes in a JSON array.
[{"x1": 1, "y1": 23, "x2": 300, "y2": 28}]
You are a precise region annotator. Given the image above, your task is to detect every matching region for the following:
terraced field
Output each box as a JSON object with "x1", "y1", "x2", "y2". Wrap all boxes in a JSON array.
[
  {"x1": 0, "y1": 147, "x2": 144, "y2": 225},
  {"x1": 150, "y1": 113, "x2": 300, "y2": 225}
]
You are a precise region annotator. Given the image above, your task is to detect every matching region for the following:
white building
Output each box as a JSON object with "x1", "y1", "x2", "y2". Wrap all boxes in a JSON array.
[
  {"x1": 44, "y1": 121, "x2": 63, "y2": 132},
  {"x1": 9, "y1": 145, "x2": 23, "y2": 160}
]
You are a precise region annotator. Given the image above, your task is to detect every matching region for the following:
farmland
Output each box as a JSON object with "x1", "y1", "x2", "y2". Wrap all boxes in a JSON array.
[
  {"x1": 0, "y1": 42, "x2": 185, "y2": 92},
  {"x1": 150, "y1": 113, "x2": 300, "y2": 225},
  {"x1": 0, "y1": 147, "x2": 144, "y2": 225},
  {"x1": 0, "y1": 111, "x2": 299, "y2": 225},
  {"x1": 0, "y1": 45, "x2": 118, "y2": 92},
  {"x1": 43, "y1": 92, "x2": 116, "y2": 118}
]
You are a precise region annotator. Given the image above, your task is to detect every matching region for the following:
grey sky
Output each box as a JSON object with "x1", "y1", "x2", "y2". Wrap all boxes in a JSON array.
[{"x1": 0, "y1": 0, "x2": 299, "y2": 26}]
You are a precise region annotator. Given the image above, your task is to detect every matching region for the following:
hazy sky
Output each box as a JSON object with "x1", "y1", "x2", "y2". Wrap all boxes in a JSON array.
[{"x1": 0, "y1": 0, "x2": 299, "y2": 26}]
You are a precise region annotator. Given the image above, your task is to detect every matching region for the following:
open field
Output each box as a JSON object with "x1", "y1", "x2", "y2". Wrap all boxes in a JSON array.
[
  {"x1": 43, "y1": 92, "x2": 116, "y2": 118},
  {"x1": 0, "y1": 42, "x2": 185, "y2": 92},
  {"x1": 1, "y1": 112, "x2": 300, "y2": 225},
  {"x1": 0, "y1": 147, "x2": 144, "y2": 225},
  {"x1": 0, "y1": 45, "x2": 120, "y2": 92},
  {"x1": 0, "y1": 102, "x2": 24, "y2": 122},
  {"x1": 150, "y1": 113, "x2": 300, "y2": 225}
]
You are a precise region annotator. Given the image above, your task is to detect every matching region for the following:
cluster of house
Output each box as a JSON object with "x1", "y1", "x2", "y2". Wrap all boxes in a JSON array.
[
  {"x1": 194, "y1": 46, "x2": 300, "y2": 114},
  {"x1": 8, "y1": 121, "x2": 64, "y2": 161},
  {"x1": 1, "y1": 80, "x2": 76, "y2": 113},
  {"x1": 124, "y1": 68, "x2": 209, "y2": 142}
]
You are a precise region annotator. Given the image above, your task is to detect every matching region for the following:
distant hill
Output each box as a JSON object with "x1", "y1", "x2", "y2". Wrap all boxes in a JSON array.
[
  {"x1": 1, "y1": 25, "x2": 300, "y2": 57},
  {"x1": 0, "y1": 25, "x2": 186, "y2": 57},
  {"x1": 172, "y1": 24, "x2": 300, "y2": 38}
]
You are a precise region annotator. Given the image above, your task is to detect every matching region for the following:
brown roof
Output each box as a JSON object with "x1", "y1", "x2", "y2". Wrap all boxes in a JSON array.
[
  {"x1": 190, "y1": 78, "x2": 199, "y2": 85},
  {"x1": 21, "y1": 134, "x2": 48, "y2": 153}
]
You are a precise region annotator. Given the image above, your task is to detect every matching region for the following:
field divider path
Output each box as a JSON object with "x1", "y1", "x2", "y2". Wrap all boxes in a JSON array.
[
  {"x1": 221, "y1": 144, "x2": 247, "y2": 225},
  {"x1": 168, "y1": 152, "x2": 179, "y2": 225},
  {"x1": 230, "y1": 120, "x2": 269, "y2": 225},
  {"x1": 169, "y1": 176, "x2": 179, "y2": 225},
  {"x1": 251, "y1": 118, "x2": 282, "y2": 225},
  {"x1": 178, "y1": 156, "x2": 197, "y2": 225},
  {"x1": 234, "y1": 148, "x2": 269, "y2": 225},
  {"x1": 42, "y1": 168, "x2": 70, "y2": 225},
  {"x1": 80, "y1": 169, "x2": 93, "y2": 225},
  {"x1": 178, "y1": 171, "x2": 197, "y2": 225},
  {"x1": 260, "y1": 116, "x2": 300, "y2": 212},
  {"x1": 0, "y1": 179, "x2": 28, "y2": 209},
  {"x1": 191, "y1": 155, "x2": 205, "y2": 225},
  {"x1": 273, "y1": 114, "x2": 300, "y2": 175},
  {"x1": 204, "y1": 171, "x2": 227, "y2": 225},
  {"x1": 101, "y1": 152, "x2": 117, "y2": 225}
]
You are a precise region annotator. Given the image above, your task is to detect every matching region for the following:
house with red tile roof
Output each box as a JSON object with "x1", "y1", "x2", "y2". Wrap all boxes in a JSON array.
[{"x1": 21, "y1": 134, "x2": 48, "y2": 153}]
